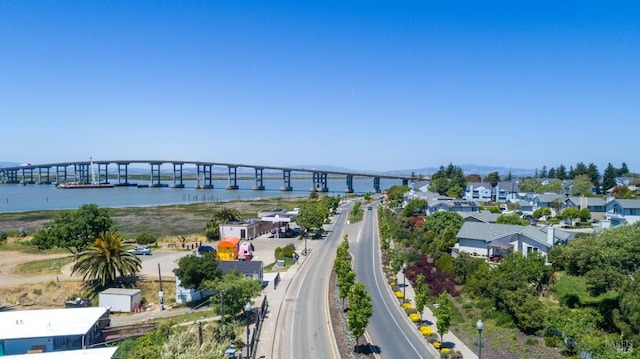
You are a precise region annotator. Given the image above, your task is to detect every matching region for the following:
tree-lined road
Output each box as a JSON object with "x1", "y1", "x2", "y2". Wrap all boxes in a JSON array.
[{"x1": 352, "y1": 205, "x2": 437, "y2": 358}]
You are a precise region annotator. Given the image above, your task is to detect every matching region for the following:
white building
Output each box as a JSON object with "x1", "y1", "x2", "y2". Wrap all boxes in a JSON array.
[
  {"x1": 99, "y1": 288, "x2": 141, "y2": 313},
  {"x1": 0, "y1": 307, "x2": 110, "y2": 356}
]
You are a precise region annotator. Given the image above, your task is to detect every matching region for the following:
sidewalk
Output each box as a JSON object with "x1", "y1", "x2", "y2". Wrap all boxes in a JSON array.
[
  {"x1": 253, "y1": 239, "x2": 318, "y2": 359},
  {"x1": 397, "y1": 270, "x2": 478, "y2": 359}
]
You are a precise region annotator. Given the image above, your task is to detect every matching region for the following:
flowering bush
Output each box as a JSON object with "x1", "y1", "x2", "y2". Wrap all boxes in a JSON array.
[
  {"x1": 395, "y1": 291, "x2": 404, "y2": 299},
  {"x1": 409, "y1": 313, "x2": 420, "y2": 322},
  {"x1": 441, "y1": 348, "x2": 450, "y2": 354},
  {"x1": 420, "y1": 326, "x2": 435, "y2": 336},
  {"x1": 402, "y1": 302, "x2": 413, "y2": 310},
  {"x1": 404, "y1": 307, "x2": 417, "y2": 315},
  {"x1": 433, "y1": 341, "x2": 442, "y2": 349}
]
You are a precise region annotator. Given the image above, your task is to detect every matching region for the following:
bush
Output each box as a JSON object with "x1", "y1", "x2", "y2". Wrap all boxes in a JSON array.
[
  {"x1": 0, "y1": 231, "x2": 7, "y2": 243},
  {"x1": 433, "y1": 342, "x2": 442, "y2": 349},
  {"x1": 274, "y1": 246, "x2": 283, "y2": 259},
  {"x1": 409, "y1": 313, "x2": 420, "y2": 322},
  {"x1": 136, "y1": 232, "x2": 157, "y2": 245},
  {"x1": 402, "y1": 302, "x2": 413, "y2": 310},
  {"x1": 395, "y1": 291, "x2": 404, "y2": 299},
  {"x1": 282, "y1": 244, "x2": 296, "y2": 258},
  {"x1": 420, "y1": 326, "x2": 435, "y2": 336},
  {"x1": 544, "y1": 335, "x2": 561, "y2": 348},
  {"x1": 525, "y1": 338, "x2": 538, "y2": 346}
]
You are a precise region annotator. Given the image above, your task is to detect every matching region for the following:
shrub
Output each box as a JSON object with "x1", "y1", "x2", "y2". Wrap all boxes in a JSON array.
[
  {"x1": 395, "y1": 291, "x2": 404, "y2": 299},
  {"x1": 433, "y1": 341, "x2": 442, "y2": 349},
  {"x1": 409, "y1": 313, "x2": 420, "y2": 322},
  {"x1": 274, "y1": 246, "x2": 283, "y2": 258},
  {"x1": 544, "y1": 335, "x2": 561, "y2": 348},
  {"x1": 136, "y1": 232, "x2": 157, "y2": 245},
  {"x1": 404, "y1": 307, "x2": 418, "y2": 315},
  {"x1": 525, "y1": 338, "x2": 538, "y2": 346},
  {"x1": 420, "y1": 326, "x2": 435, "y2": 336},
  {"x1": 282, "y1": 244, "x2": 296, "y2": 258},
  {"x1": 0, "y1": 231, "x2": 7, "y2": 243},
  {"x1": 441, "y1": 348, "x2": 451, "y2": 354}
]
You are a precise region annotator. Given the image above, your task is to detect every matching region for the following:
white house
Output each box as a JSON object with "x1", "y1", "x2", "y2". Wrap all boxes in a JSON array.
[
  {"x1": 0, "y1": 307, "x2": 110, "y2": 356},
  {"x1": 605, "y1": 199, "x2": 640, "y2": 227}
]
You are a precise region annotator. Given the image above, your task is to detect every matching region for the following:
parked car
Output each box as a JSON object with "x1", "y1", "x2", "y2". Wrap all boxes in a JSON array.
[
  {"x1": 197, "y1": 245, "x2": 214, "y2": 256},
  {"x1": 128, "y1": 246, "x2": 152, "y2": 255}
]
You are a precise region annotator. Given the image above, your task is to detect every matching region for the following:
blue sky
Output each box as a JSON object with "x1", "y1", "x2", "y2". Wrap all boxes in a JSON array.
[{"x1": 1, "y1": 1, "x2": 639, "y2": 173}]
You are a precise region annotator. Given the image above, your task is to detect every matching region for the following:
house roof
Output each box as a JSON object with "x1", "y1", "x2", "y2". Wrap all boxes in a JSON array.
[
  {"x1": 2, "y1": 347, "x2": 117, "y2": 359},
  {"x1": 457, "y1": 222, "x2": 524, "y2": 242},
  {"x1": 566, "y1": 196, "x2": 608, "y2": 207},
  {"x1": 217, "y1": 260, "x2": 263, "y2": 275},
  {"x1": 462, "y1": 212, "x2": 500, "y2": 223},
  {"x1": 0, "y1": 307, "x2": 110, "y2": 341},
  {"x1": 609, "y1": 199, "x2": 640, "y2": 209},
  {"x1": 533, "y1": 193, "x2": 564, "y2": 203},
  {"x1": 457, "y1": 222, "x2": 575, "y2": 246}
]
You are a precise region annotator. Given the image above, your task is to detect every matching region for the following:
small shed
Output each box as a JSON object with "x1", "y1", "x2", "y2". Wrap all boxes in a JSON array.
[{"x1": 99, "y1": 288, "x2": 141, "y2": 313}]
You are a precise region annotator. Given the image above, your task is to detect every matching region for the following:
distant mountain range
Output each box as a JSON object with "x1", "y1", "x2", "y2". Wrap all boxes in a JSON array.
[{"x1": 0, "y1": 162, "x2": 536, "y2": 178}]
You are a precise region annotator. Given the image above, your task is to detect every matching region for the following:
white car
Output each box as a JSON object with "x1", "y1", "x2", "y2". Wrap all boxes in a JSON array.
[{"x1": 128, "y1": 246, "x2": 152, "y2": 255}]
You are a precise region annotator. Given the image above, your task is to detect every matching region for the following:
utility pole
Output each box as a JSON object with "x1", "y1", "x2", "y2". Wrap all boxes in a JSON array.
[{"x1": 158, "y1": 263, "x2": 164, "y2": 311}]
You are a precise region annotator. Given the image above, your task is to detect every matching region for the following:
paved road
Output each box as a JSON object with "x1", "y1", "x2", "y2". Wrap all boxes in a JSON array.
[
  {"x1": 274, "y1": 203, "x2": 352, "y2": 359},
  {"x1": 352, "y1": 205, "x2": 438, "y2": 359}
]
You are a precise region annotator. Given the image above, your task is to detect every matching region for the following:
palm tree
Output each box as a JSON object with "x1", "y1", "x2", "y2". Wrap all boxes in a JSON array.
[{"x1": 71, "y1": 230, "x2": 142, "y2": 286}]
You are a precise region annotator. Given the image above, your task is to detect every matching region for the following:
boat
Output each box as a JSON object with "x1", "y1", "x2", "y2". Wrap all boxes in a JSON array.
[{"x1": 57, "y1": 157, "x2": 115, "y2": 189}]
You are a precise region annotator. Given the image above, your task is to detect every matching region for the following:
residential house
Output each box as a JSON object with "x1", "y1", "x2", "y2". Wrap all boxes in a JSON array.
[
  {"x1": 219, "y1": 219, "x2": 273, "y2": 240},
  {"x1": 615, "y1": 177, "x2": 637, "y2": 187},
  {"x1": 217, "y1": 260, "x2": 264, "y2": 282},
  {"x1": 562, "y1": 196, "x2": 608, "y2": 221},
  {"x1": 464, "y1": 183, "x2": 492, "y2": 202},
  {"x1": 0, "y1": 307, "x2": 110, "y2": 356},
  {"x1": 410, "y1": 180, "x2": 431, "y2": 192},
  {"x1": 605, "y1": 199, "x2": 640, "y2": 227},
  {"x1": 454, "y1": 222, "x2": 575, "y2": 260},
  {"x1": 426, "y1": 198, "x2": 480, "y2": 215},
  {"x1": 532, "y1": 193, "x2": 564, "y2": 216}
]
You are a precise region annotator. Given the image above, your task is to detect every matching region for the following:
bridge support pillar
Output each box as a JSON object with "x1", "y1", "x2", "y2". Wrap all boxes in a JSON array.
[
  {"x1": 226, "y1": 166, "x2": 239, "y2": 190},
  {"x1": 97, "y1": 163, "x2": 110, "y2": 184},
  {"x1": 55, "y1": 166, "x2": 68, "y2": 184},
  {"x1": 312, "y1": 172, "x2": 328, "y2": 192},
  {"x1": 148, "y1": 162, "x2": 167, "y2": 187},
  {"x1": 373, "y1": 177, "x2": 381, "y2": 193},
  {"x1": 116, "y1": 163, "x2": 135, "y2": 186},
  {"x1": 345, "y1": 175, "x2": 354, "y2": 193},
  {"x1": 73, "y1": 163, "x2": 90, "y2": 184},
  {"x1": 171, "y1": 163, "x2": 186, "y2": 188},
  {"x1": 4, "y1": 169, "x2": 19, "y2": 184},
  {"x1": 280, "y1": 170, "x2": 292, "y2": 191},
  {"x1": 21, "y1": 168, "x2": 35, "y2": 184},
  {"x1": 195, "y1": 163, "x2": 213, "y2": 189},
  {"x1": 253, "y1": 168, "x2": 265, "y2": 190},
  {"x1": 402, "y1": 179, "x2": 409, "y2": 186},
  {"x1": 37, "y1": 167, "x2": 52, "y2": 184}
]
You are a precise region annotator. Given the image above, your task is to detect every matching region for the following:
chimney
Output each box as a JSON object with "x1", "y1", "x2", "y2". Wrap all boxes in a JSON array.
[{"x1": 547, "y1": 225, "x2": 555, "y2": 248}]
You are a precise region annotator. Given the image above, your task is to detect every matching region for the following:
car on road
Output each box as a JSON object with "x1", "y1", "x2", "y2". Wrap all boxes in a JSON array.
[
  {"x1": 197, "y1": 245, "x2": 215, "y2": 256},
  {"x1": 128, "y1": 246, "x2": 152, "y2": 255},
  {"x1": 367, "y1": 206, "x2": 373, "y2": 210}
]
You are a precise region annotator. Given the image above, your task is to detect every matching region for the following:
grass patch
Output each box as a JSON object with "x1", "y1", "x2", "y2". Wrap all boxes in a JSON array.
[
  {"x1": 12, "y1": 256, "x2": 75, "y2": 275},
  {"x1": 264, "y1": 257, "x2": 296, "y2": 272},
  {"x1": 552, "y1": 272, "x2": 618, "y2": 307}
]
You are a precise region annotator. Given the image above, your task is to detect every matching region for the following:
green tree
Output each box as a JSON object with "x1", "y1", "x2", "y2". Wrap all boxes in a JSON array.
[
  {"x1": 204, "y1": 208, "x2": 242, "y2": 240},
  {"x1": 429, "y1": 164, "x2": 466, "y2": 196},
  {"x1": 603, "y1": 163, "x2": 618, "y2": 192},
  {"x1": 206, "y1": 271, "x2": 262, "y2": 321},
  {"x1": 402, "y1": 199, "x2": 426, "y2": 217},
  {"x1": 571, "y1": 174, "x2": 593, "y2": 196},
  {"x1": 135, "y1": 232, "x2": 157, "y2": 245},
  {"x1": 32, "y1": 203, "x2": 113, "y2": 254},
  {"x1": 519, "y1": 178, "x2": 542, "y2": 193},
  {"x1": 496, "y1": 213, "x2": 529, "y2": 225},
  {"x1": 414, "y1": 274, "x2": 430, "y2": 323},
  {"x1": 386, "y1": 185, "x2": 410, "y2": 207},
  {"x1": 173, "y1": 253, "x2": 223, "y2": 290},
  {"x1": 347, "y1": 281, "x2": 373, "y2": 352},
  {"x1": 71, "y1": 230, "x2": 141, "y2": 287},
  {"x1": 434, "y1": 292, "x2": 452, "y2": 345},
  {"x1": 296, "y1": 200, "x2": 330, "y2": 238},
  {"x1": 533, "y1": 207, "x2": 551, "y2": 220}
]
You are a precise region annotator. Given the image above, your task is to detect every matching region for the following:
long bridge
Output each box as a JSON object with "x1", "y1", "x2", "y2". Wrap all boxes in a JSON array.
[{"x1": 0, "y1": 160, "x2": 412, "y2": 193}]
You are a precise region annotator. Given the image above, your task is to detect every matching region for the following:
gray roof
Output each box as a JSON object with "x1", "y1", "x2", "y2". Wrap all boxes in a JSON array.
[
  {"x1": 462, "y1": 212, "x2": 500, "y2": 223},
  {"x1": 457, "y1": 222, "x2": 524, "y2": 242},
  {"x1": 566, "y1": 196, "x2": 607, "y2": 207},
  {"x1": 610, "y1": 199, "x2": 640, "y2": 209},
  {"x1": 217, "y1": 260, "x2": 263, "y2": 275},
  {"x1": 458, "y1": 222, "x2": 575, "y2": 246},
  {"x1": 534, "y1": 193, "x2": 564, "y2": 203}
]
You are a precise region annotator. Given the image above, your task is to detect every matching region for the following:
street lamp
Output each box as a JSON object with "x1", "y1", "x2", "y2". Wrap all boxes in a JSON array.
[
  {"x1": 245, "y1": 302, "x2": 252, "y2": 359},
  {"x1": 402, "y1": 263, "x2": 407, "y2": 300},
  {"x1": 476, "y1": 319, "x2": 484, "y2": 359}
]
